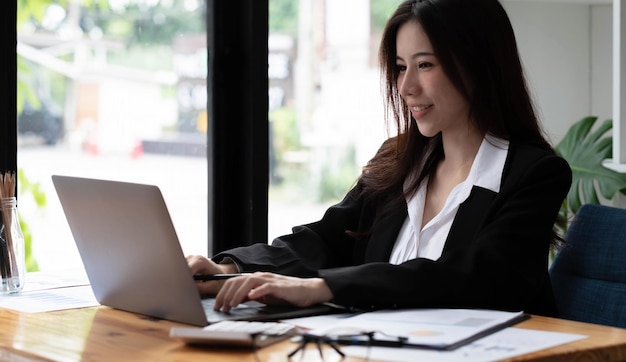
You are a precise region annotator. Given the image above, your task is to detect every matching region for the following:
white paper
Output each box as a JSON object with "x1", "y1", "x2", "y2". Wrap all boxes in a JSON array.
[
  {"x1": 0, "y1": 285, "x2": 99, "y2": 312},
  {"x1": 0, "y1": 270, "x2": 99, "y2": 312},
  {"x1": 340, "y1": 327, "x2": 587, "y2": 362},
  {"x1": 22, "y1": 269, "x2": 90, "y2": 292},
  {"x1": 306, "y1": 308, "x2": 524, "y2": 348}
]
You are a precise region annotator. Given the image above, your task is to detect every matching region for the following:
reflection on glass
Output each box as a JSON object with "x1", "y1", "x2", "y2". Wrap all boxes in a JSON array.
[
  {"x1": 17, "y1": 0, "x2": 402, "y2": 272},
  {"x1": 267, "y1": 0, "x2": 399, "y2": 239},
  {"x1": 17, "y1": 0, "x2": 208, "y2": 271}
]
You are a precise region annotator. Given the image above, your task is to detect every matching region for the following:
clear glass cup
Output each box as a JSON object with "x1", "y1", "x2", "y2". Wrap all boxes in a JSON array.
[{"x1": 1, "y1": 197, "x2": 26, "y2": 294}]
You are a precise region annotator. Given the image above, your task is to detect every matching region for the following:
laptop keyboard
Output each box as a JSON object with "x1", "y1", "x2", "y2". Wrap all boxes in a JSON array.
[
  {"x1": 200, "y1": 297, "x2": 339, "y2": 324},
  {"x1": 202, "y1": 298, "x2": 273, "y2": 322}
]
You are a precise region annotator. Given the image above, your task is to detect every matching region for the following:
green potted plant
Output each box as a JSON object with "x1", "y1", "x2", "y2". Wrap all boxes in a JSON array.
[{"x1": 554, "y1": 116, "x2": 626, "y2": 234}]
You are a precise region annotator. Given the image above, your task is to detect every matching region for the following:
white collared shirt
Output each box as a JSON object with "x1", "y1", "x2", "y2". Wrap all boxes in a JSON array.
[{"x1": 389, "y1": 135, "x2": 509, "y2": 264}]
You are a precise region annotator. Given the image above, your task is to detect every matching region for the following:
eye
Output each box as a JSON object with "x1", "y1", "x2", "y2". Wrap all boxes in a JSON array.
[
  {"x1": 418, "y1": 62, "x2": 433, "y2": 70},
  {"x1": 396, "y1": 64, "x2": 407, "y2": 73}
]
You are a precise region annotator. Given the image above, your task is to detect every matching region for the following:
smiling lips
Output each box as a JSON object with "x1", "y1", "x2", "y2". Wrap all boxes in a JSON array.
[
  {"x1": 412, "y1": 105, "x2": 432, "y2": 112},
  {"x1": 411, "y1": 104, "x2": 433, "y2": 118}
]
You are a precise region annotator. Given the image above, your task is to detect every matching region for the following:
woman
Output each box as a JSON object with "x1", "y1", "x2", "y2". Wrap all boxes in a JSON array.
[{"x1": 187, "y1": 0, "x2": 572, "y2": 317}]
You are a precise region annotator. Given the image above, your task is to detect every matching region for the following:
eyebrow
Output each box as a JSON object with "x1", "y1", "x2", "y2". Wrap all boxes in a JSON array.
[{"x1": 396, "y1": 51, "x2": 435, "y2": 62}]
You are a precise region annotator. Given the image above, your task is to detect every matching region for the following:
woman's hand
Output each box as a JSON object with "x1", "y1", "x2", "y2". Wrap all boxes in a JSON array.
[
  {"x1": 213, "y1": 272, "x2": 334, "y2": 313},
  {"x1": 186, "y1": 255, "x2": 238, "y2": 296}
]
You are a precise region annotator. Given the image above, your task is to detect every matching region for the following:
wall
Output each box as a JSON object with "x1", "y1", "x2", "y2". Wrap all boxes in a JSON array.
[
  {"x1": 591, "y1": 5, "x2": 613, "y2": 123},
  {"x1": 503, "y1": 1, "x2": 612, "y2": 145}
]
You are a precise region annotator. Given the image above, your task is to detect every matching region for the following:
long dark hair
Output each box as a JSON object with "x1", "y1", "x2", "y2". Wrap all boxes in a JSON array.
[{"x1": 360, "y1": 0, "x2": 553, "y2": 200}]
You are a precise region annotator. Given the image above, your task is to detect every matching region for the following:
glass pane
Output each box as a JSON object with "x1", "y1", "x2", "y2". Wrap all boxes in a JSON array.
[
  {"x1": 17, "y1": 0, "x2": 208, "y2": 272},
  {"x1": 267, "y1": 0, "x2": 401, "y2": 239}
]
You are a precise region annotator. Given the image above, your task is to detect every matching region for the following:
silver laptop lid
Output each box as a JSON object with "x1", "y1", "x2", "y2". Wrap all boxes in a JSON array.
[{"x1": 51, "y1": 175, "x2": 208, "y2": 326}]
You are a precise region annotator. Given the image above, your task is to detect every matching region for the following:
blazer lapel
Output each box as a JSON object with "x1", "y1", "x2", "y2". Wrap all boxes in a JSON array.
[
  {"x1": 443, "y1": 186, "x2": 497, "y2": 253},
  {"x1": 362, "y1": 185, "x2": 497, "y2": 263},
  {"x1": 364, "y1": 203, "x2": 408, "y2": 262}
]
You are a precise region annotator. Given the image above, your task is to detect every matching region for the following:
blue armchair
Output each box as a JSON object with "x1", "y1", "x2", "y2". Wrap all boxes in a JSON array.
[{"x1": 549, "y1": 203, "x2": 626, "y2": 328}]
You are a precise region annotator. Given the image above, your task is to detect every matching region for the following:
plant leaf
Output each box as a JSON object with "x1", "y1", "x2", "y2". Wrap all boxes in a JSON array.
[{"x1": 555, "y1": 117, "x2": 626, "y2": 216}]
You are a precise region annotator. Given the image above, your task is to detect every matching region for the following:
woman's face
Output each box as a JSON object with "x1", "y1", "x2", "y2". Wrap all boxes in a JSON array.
[{"x1": 396, "y1": 20, "x2": 470, "y2": 138}]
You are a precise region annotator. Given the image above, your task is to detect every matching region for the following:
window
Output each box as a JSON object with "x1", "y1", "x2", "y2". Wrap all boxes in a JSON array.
[
  {"x1": 16, "y1": 0, "x2": 215, "y2": 272},
  {"x1": 266, "y1": 0, "x2": 399, "y2": 238},
  {"x1": 9, "y1": 0, "x2": 398, "y2": 273}
]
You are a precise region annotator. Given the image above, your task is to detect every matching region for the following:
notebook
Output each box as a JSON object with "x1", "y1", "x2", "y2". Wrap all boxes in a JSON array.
[{"x1": 51, "y1": 175, "x2": 339, "y2": 326}]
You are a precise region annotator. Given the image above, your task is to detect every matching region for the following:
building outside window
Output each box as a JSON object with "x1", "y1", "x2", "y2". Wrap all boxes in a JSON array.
[{"x1": 16, "y1": 0, "x2": 398, "y2": 272}]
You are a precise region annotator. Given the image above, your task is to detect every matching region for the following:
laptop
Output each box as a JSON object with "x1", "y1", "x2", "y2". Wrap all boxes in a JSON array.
[{"x1": 51, "y1": 175, "x2": 339, "y2": 326}]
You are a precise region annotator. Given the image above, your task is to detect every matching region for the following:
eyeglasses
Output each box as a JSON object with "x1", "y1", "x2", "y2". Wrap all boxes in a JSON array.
[{"x1": 287, "y1": 328, "x2": 376, "y2": 361}]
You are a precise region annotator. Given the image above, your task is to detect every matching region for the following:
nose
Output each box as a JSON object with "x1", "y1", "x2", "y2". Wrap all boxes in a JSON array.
[{"x1": 398, "y1": 68, "x2": 420, "y2": 99}]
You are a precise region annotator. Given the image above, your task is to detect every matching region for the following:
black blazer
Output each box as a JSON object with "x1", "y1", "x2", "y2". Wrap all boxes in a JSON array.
[{"x1": 214, "y1": 141, "x2": 572, "y2": 317}]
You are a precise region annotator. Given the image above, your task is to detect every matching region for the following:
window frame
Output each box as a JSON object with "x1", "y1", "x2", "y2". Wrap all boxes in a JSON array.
[
  {"x1": 1, "y1": 2, "x2": 17, "y2": 175},
  {"x1": 5, "y1": 0, "x2": 268, "y2": 257},
  {"x1": 207, "y1": 0, "x2": 269, "y2": 255}
]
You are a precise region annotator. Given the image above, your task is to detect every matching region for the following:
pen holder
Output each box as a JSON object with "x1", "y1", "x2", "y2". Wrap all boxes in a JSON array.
[{"x1": 0, "y1": 197, "x2": 26, "y2": 294}]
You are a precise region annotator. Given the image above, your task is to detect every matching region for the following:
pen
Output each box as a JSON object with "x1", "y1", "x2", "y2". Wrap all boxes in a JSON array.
[
  {"x1": 333, "y1": 336, "x2": 406, "y2": 347},
  {"x1": 193, "y1": 273, "x2": 242, "y2": 281}
]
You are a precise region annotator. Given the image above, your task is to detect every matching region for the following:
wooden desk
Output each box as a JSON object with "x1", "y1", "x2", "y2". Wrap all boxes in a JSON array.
[{"x1": 1, "y1": 306, "x2": 625, "y2": 362}]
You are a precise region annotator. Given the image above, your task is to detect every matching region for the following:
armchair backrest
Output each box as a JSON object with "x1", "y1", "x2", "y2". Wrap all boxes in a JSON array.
[{"x1": 549, "y1": 203, "x2": 626, "y2": 328}]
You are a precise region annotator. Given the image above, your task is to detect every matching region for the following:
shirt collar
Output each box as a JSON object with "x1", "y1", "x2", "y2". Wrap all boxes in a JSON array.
[
  {"x1": 467, "y1": 134, "x2": 509, "y2": 193},
  {"x1": 403, "y1": 134, "x2": 509, "y2": 231}
]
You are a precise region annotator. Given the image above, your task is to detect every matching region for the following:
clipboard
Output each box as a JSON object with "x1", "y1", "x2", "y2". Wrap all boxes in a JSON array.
[{"x1": 304, "y1": 308, "x2": 530, "y2": 351}]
